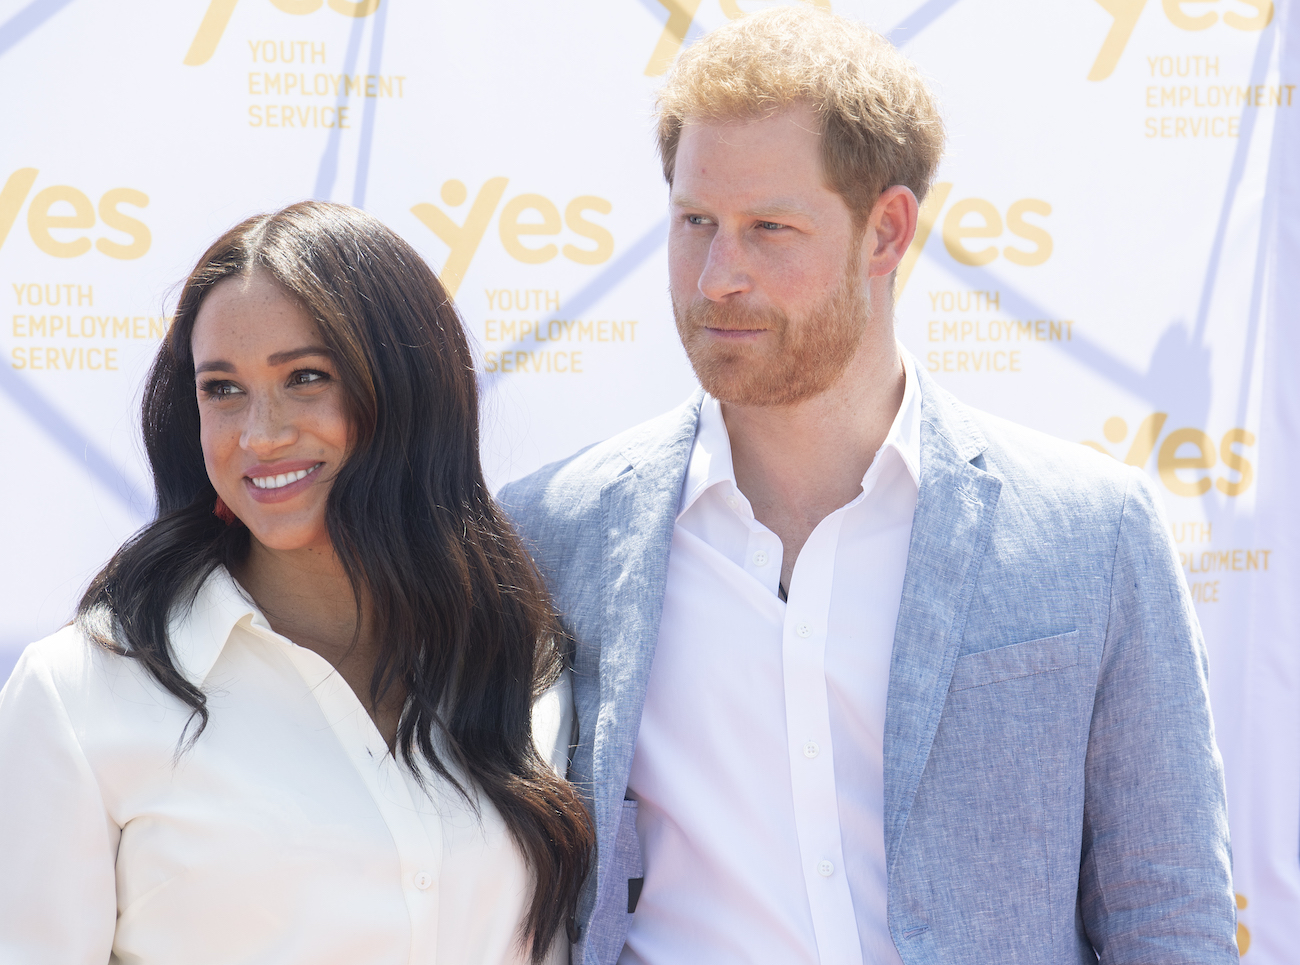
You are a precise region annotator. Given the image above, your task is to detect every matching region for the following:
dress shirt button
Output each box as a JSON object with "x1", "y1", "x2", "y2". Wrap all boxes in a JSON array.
[
  {"x1": 817, "y1": 860, "x2": 835, "y2": 878},
  {"x1": 752, "y1": 550, "x2": 769, "y2": 567},
  {"x1": 803, "y1": 741, "x2": 820, "y2": 759},
  {"x1": 796, "y1": 622, "x2": 812, "y2": 639},
  {"x1": 414, "y1": 871, "x2": 433, "y2": 890},
  {"x1": 726, "y1": 495, "x2": 739, "y2": 510}
]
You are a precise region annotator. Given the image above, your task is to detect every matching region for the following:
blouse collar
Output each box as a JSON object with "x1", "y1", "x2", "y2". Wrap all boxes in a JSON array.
[{"x1": 167, "y1": 566, "x2": 274, "y2": 686}]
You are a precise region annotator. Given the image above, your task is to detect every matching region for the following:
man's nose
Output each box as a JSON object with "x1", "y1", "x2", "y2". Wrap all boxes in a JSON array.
[
  {"x1": 697, "y1": 230, "x2": 752, "y2": 302},
  {"x1": 239, "y1": 394, "x2": 297, "y2": 454}
]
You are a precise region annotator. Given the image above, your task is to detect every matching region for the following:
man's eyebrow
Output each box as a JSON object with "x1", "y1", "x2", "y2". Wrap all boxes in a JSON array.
[
  {"x1": 671, "y1": 194, "x2": 810, "y2": 218},
  {"x1": 193, "y1": 346, "x2": 331, "y2": 375},
  {"x1": 742, "y1": 200, "x2": 809, "y2": 219}
]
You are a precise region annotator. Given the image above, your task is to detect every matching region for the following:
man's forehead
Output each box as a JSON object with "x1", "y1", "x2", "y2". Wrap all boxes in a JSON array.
[
  {"x1": 677, "y1": 106, "x2": 821, "y2": 147},
  {"x1": 671, "y1": 110, "x2": 836, "y2": 210}
]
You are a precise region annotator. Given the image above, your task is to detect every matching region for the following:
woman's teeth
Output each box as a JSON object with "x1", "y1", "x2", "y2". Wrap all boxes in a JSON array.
[{"x1": 250, "y1": 465, "x2": 319, "y2": 490}]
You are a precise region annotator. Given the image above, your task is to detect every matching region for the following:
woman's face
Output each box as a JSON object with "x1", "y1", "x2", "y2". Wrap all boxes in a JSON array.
[{"x1": 191, "y1": 272, "x2": 350, "y2": 555}]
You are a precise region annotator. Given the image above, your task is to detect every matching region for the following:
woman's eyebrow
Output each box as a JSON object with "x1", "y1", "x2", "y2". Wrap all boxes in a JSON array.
[
  {"x1": 266, "y1": 345, "x2": 331, "y2": 366},
  {"x1": 194, "y1": 346, "x2": 330, "y2": 375},
  {"x1": 194, "y1": 359, "x2": 234, "y2": 375}
]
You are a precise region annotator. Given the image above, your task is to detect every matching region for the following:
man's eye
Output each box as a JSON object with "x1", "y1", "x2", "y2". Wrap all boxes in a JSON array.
[
  {"x1": 757, "y1": 221, "x2": 785, "y2": 230},
  {"x1": 687, "y1": 215, "x2": 712, "y2": 226}
]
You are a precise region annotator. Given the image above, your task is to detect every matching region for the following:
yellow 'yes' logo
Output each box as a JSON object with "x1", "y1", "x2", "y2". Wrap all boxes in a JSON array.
[
  {"x1": 1088, "y1": 0, "x2": 1273, "y2": 81},
  {"x1": 184, "y1": 0, "x2": 380, "y2": 67},
  {"x1": 896, "y1": 183, "x2": 1053, "y2": 294},
  {"x1": 411, "y1": 180, "x2": 615, "y2": 297},
  {"x1": 0, "y1": 169, "x2": 151, "y2": 260},
  {"x1": 644, "y1": 0, "x2": 831, "y2": 76},
  {"x1": 1083, "y1": 413, "x2": 1255, "y2": 496}
]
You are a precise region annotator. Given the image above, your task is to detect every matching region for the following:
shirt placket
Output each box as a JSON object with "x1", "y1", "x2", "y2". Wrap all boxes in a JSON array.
[
  {"x1": 741, "y1": 518, "x2": 783, "y2": 599},
  {"x1": 270, "y1": 633, "x2": 443, "y2": 965},
  {"x1": 781, "y1": 509, "x2": 864, "y2": 964}
]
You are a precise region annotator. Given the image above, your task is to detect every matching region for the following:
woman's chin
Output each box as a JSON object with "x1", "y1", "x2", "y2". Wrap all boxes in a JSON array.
[{"x1": 244, "y1": 518, "x2": 331, "y2": 556}]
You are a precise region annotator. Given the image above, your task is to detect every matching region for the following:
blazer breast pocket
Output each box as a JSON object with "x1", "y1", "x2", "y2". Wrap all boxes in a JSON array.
[{"x1": 949, "y1": 630, "x2": 1081, "y2": 692}]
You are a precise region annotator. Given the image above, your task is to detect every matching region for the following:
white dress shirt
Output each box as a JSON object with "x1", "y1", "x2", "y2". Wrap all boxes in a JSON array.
[
  {"x1": 621, "y1": 352, "x2": 921, "y2": 965},
  {"x1": 0, "y1": 566, "x2": 570, "y2": 965}
]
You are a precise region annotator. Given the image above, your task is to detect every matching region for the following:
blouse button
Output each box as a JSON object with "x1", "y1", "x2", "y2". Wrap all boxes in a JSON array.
[{"x1": 414, "y1": 871, "x2": 433, "y2": 890}]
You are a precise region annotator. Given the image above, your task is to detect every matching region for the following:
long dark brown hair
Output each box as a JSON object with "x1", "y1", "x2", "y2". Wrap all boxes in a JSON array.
[{"x1": 76, "y1": 200, "x2": 591, "y2": 959}]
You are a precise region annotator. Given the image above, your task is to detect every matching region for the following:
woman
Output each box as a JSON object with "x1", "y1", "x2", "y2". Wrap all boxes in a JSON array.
[{"x1": 0, "y1": 201, "x2": 591, "y2": 964}]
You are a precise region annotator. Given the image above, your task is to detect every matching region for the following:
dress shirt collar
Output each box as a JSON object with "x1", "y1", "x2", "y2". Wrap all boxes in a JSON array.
[
  {"x1": 678, "y1": 346, "x2": 922, "y2": 520},
  {"x1": 168, "y1": 566, "x2": 275, "y2": 686}
]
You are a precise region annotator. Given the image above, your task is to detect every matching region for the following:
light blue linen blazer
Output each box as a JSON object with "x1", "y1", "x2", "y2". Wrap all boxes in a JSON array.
[{"x1": 499, "y1": 370, "x2": 1237, "y2": 965}]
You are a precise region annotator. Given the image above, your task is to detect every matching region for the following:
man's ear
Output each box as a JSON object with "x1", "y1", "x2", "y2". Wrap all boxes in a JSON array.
[{"x1": 866, "y1": 185, "x2": 920, "y2": 278}]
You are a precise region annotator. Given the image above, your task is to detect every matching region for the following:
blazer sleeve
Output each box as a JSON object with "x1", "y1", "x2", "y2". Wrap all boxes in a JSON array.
[
  {"x1": 1079, "y1": 469, "x2": 1238, "y2": 963},
  {"x1": 0, "y1": 644, "x2": 120, "y2": 965}
]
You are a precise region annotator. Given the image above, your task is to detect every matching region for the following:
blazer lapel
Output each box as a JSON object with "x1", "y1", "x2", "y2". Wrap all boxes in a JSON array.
[
  {"x1": 591, "y1": 394, "x2": 702, "y2": 886},
  {"x1": 883, "y1": 374, "x2": 1002, "y2": 871}
]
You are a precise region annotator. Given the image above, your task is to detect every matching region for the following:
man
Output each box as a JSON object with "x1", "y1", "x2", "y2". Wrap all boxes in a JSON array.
[{"x1": 501, "y1": 8, "x2": 1237, "y2": 964}]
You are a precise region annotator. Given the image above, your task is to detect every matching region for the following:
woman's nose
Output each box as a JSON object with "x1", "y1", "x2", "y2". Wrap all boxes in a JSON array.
[{"x1": 239, "y1": 394, "x2": 297, "y2": 454}]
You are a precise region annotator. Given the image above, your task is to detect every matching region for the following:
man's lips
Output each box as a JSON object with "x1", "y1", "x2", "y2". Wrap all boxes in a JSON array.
[
  {"x1": 241, "y1": 460, "x2": 324, "y2": 504},
  {"x1": 702, "y1": 325, "x2": 769, "y2": 339}
]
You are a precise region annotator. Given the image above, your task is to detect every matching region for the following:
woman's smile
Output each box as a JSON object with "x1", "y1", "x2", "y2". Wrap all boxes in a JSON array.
[{"x1": 244, "y1": 460, "x2": 325, "y2": 502}]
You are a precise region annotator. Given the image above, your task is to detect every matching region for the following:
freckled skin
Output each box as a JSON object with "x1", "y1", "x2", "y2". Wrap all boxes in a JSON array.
[{"x1": 191, "y1": 272, "x2": 350, "y2": 556}]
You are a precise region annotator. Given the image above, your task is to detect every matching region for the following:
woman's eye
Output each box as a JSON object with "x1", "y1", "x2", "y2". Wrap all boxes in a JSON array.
[
  {"x1": 290, "y1": 369, "x2": 330, "y2": 387},
  {"x1": 200, "y1": 379, "x2": 241, "y2": 399}
]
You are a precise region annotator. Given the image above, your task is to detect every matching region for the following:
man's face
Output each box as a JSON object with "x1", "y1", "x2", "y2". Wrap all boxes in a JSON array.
[{"x1": 668, "y1": 103, "x2": 870, "y2": 407}]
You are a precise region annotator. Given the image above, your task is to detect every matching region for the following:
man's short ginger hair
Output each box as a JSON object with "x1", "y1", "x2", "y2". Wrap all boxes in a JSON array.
[{"x1": 655, "y1": 7, "x2": 945, "y2": 223}]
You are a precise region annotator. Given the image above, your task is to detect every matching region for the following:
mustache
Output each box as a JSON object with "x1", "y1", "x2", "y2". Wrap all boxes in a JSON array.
[{"x1": 674, "y1": 298, "x2": 787, "y2": 332}]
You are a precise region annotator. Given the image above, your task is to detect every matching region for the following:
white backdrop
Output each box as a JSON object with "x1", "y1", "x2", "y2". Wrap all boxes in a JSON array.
[{"x1": 1, "y1": 0, "x2": 1296, "y2": 955}]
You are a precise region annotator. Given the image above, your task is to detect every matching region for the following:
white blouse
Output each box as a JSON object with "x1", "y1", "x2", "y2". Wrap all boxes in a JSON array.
[{"x1": 0, "y1": 567, "x2": 571, "y2": 965}]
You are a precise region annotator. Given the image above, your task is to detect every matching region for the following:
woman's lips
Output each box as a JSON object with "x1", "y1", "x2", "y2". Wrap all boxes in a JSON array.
[{"x1": 242, "y1": 461, "x2": 324, "y2": 504}]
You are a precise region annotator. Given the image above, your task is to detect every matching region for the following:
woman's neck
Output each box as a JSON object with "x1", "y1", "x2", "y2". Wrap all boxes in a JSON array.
[{"x1": 235, "y1": 539, "x2": 404, "y2": 748}]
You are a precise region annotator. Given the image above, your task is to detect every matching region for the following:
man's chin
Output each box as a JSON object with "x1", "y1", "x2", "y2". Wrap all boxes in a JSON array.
[
  {"x1": 686, "y1": 346, "x2": 759, "y2": 399},
  {"x1": 688, "y1": 342, "x2": 859, "y2": 408},
  {"x1": 691, "y1": 357, "x2": 801, "y2": 408}
]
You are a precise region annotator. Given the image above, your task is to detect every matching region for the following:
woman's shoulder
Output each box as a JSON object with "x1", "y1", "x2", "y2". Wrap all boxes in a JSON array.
[
  {"x1": 531, "y1": 667, "x2": 574, "y2": 776},
  {"x1": 13, "y1": 624, "x2": 100, "y2": 679},
  {"x1": 4, "y1": 623, "x2": 146, "y2": 717}
]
